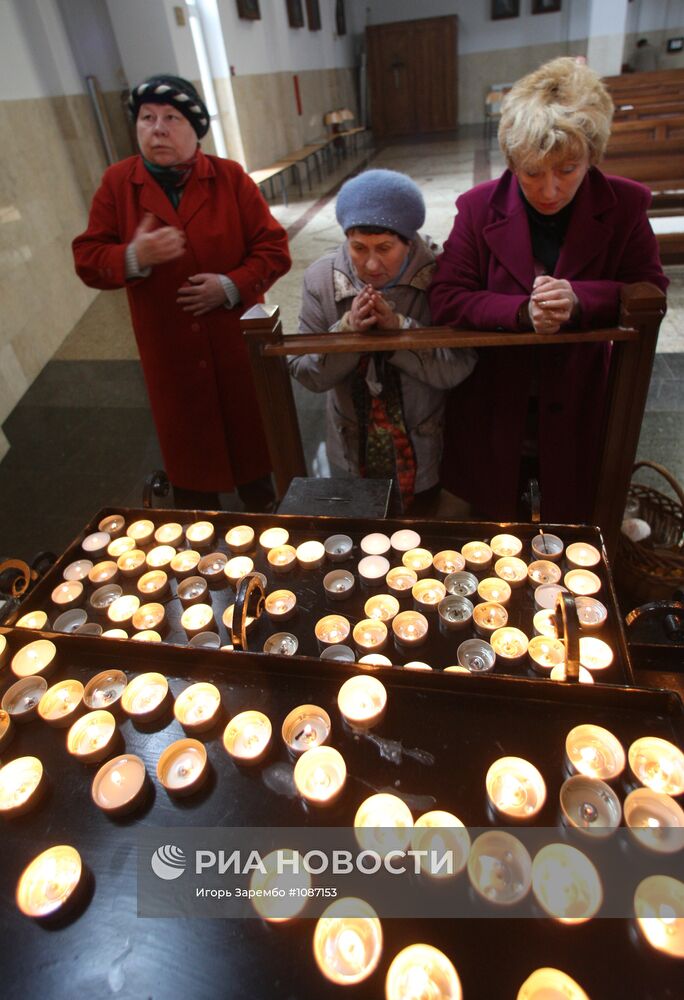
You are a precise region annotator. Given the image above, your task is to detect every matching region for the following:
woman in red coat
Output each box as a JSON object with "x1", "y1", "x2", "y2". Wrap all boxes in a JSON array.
[
  {"x1": 73, "y1": 75, "x2": 291, "y2": 510},
  {"x1": 429, "y1": 58, "x2": 668, "y2": 524}
]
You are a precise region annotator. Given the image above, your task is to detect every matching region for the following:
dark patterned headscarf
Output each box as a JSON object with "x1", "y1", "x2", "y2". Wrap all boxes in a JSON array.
[{"x1": 128, "y1": 74, "x2": 210, "y2": 138}]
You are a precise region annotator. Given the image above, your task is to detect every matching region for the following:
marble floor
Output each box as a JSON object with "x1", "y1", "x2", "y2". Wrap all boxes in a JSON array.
[{"x1": 1, "y1": 131, "x2": 683, "y2": 580}]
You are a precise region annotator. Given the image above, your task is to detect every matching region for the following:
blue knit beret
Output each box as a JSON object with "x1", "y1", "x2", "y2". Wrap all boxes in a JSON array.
[
  {"x1": 335, "y1": 169, "x2": 425, "y2": 240},
  {"x1": 128, "y1": 75, "x2": 210, "y2": 139}
]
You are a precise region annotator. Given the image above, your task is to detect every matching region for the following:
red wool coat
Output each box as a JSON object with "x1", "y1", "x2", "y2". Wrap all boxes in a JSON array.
[
  {"x1": 73, "y1": 152, "x2": 291, "y2": 492},
  {"x1": 428, "y1": 168, "x2": 668, "y2": 523}
]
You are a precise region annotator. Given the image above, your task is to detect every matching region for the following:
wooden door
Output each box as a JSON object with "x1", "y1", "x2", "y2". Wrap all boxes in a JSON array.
[{"x1": 367, "y1": 16, "x2": 458, "y2": 137}]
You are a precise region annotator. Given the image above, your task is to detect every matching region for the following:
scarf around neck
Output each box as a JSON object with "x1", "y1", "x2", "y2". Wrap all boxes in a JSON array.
[{"x1": 143, "y1": 152, "x2": 198, "y2": 208}]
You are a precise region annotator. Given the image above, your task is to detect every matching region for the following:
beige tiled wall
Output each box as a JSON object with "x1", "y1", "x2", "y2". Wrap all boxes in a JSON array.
[
  {"x1": 231, "y1": 67, "x2": 359, "y2": 170},
  {"x1": 0, "y1": 92, "x2": 118, "y2": 456}
]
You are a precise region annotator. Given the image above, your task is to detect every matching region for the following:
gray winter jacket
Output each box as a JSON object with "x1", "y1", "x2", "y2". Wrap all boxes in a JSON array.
[{"x1": 289, "y1": 238, "x2": 476, "y2": 492}]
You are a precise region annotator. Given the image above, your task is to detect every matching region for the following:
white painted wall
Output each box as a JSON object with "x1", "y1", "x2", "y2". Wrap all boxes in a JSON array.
[
  {"x1": 105, "y1": 0, "x2": 200, "y2": 88},
  {"x1": 627, "y1": 0, "x2": 684, "y2": 33},
  {"x1": 55, "y1": 0, "x2": 125, "y2": 91},
  {"x1": 1, "y1": 0, "x2": 83, "y2": 98}
]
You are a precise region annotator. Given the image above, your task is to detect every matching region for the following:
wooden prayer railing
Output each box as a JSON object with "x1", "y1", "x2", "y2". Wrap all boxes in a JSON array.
[{"x1": 242, "y1": 283, "x2": 666, "y2": 557}]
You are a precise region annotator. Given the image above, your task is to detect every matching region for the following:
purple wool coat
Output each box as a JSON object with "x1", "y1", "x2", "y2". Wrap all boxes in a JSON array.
[{"x1": 428, "y1": 167, "x2": 668, "y2": 523}]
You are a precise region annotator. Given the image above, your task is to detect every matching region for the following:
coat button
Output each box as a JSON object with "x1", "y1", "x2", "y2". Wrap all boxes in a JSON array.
[{"x1": 191, "y1": 322, "x2": 200, "y2": 333}]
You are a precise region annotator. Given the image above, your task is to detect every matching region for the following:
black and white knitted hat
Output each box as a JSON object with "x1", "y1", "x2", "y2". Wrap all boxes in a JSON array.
[{"x1": 128, "y1": 75, "x2": 210, "y2": 139}]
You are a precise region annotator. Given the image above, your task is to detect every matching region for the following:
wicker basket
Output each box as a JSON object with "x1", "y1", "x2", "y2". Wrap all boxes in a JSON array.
[{"x1": 616, "y1": 461, "x2": 684, "y2": 605}]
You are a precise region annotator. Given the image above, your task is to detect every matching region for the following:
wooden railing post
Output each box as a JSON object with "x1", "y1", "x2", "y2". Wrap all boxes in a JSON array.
[
  {"x1": 593, "y1": 282, "x2": 666, "y2": 557},
  {"x1": 241, "y1": 304, "x2": 306, "y2": 499}
]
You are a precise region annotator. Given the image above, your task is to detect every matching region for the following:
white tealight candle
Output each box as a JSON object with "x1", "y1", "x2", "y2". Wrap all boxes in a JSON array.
[
  {"x1": 281, "y1": 704, "x2": 331, "y2": 756},
  {"x1": 352, "y1": 618, "x2": 388, "y2": 654},
  {"x1": 157, "y1": 738, "x2": 208, "y2": 796},
  {"x1": 486, "y1": 755, "x2": 546, "y2": 819},
  {"x1": 38, "y1": 679, "x2": 84, "y2": 727},
  {"x1": 528, "y1": 636, "x2": 566, "y2": 673},
  {"x1": 354, "y1": 793, "x2": 413, "y2": 855},
  {"x1": 137, "y1": 569, "x2": 169, "y2": 599},
  {"x1": 82, "y1": 531, "x2": 111, "y2": 556},
  {"x1": 267, "y1": 544, "x2": 297, "y2": 573},
  {"x1": 360, "y1": 532, "x2": 391, "y2": 556},
  {"x1": 404, "y1": 661, "x2": 432, "y2": 671},
  {"x1": 527, "y1": 560, "x2": 562, "y2": 587},
  {"x1": 11, "y1": 639, "x2": 57, "y2": 679},
  {"x1": 249, "y1": 849, "x2": 311, "y2": 922},
  {"x1": 358, "y1": 555, "x2": 390, "y2": 585},
  {"x1": 99, "y1": 514, "x2": 126, "y2": 538},
  {"x1": 579, "y1": 636, "x2": 613, "y2": 671},
  {"x1": 313, "y1": 897, "x2": 383, "y2": 986},
  {"x1": 2, "y1": 676, "x2": 48, "y2": 722},
  {"x1": 259, "y1": 526, "x2": 289, "y2": 552},
  {"x1": 0, "y1": 756, "x2": 44, "y2": 816},
  {"x1": 16, "y1": 845, "x2": 83, "y2": 919},
  {"x1": 411, "y1": 811, "x2": 470, "y2": 879},
  {"x1": 623, "y1": 788, "x2": 684, "y2": 854},
  {"x1": 91, "y1": 753, "x2": 147, "y2": 816},
  {"x1": 534, "y1": 583, "x2": 568, "y2": 611},
  {"x1": 63, "y1": 559, "x2": 93, "y2": 582},
  {"x1": 265, "y1": 589, "x2": 297, "y2": 622},
  {"x1": 550, "y1": 664, "x2": 594, "y2": 684},
  {"x1": 121, "y1": 672, "x2": 168, "y2": 721},
  {"x1": 293, "y1": 745, "x2": 346, "y2": 806},
  {"x1": 170, "y1": 549, "x2": 201, "y2": 578},
  {"x1": 477, "y1": 577, "x2": 512, "y2": 607},
  {"x1": 181, "y1": 603, "x2": 215, "y2": 637},
  {"x1": 575, "y1": 596, "x2": 608, "y2": 631},
  {"x1": 83, "y1": 669, "x2": 127, "y2": 711},
  {"x1": 432, "y1": 550, "x2": 466, "y2": 576},
  {"x1": 177, "y1": 575, "x2": 208, "y2": 607},
  {"x1": 296, "y1": 539, "x2": 325, "y2": 569},
  {"x1": 88, "y1": 560, "x2": 119, "y2": 586},
  {"x1": 412, "y1": 578, "x2": 447, "y2": 613},
  {"x1": 565, "y1": 724, "x2": 626, "y2": 781},
  {"x1": 315, "y1": 614, "x2": 351, "y2": 647},
  {"x1": 126, "y1": 519, "x2": 155, "y2": 546},
  {"x1": 364, "y1": 594, "x2": 400, "y2": 622},
  {"x1": 224, "y1": 555, "x2": 254, "y2": 587},
  {"x1": 385, "y1": 567, "x2": 418, "y2": 596},
  {"x1": 628, "y1": 737, "x2": 684, "y2": 797},
  {"x1": 390, "y1": 529, "x2": 421, "y2": 553},
  {"x1": 154, "y1": 521, "x2": 183, "y2": 547},
  {"x1": 533, "y1": 609, "x2": 558, "y2": 639},
  {"x1": 490, "y1": 533, "x2": 523, "y2": 558},
  {"x1": 116, "y1": 549, "x2": 146, "y2": 578},
  {"x1": 358, "y1": 653, "x2": 393, "y2": 667},
  {"x1": 146, "y1": 544, "x2": 176, "y2": 570},
  {"x1": 494, "y1": 557, "x2": 528, "y2": 588},
  {"x1": 173, "y1": 682, "x2": 221, "y2": 733},
  {"x1": 566, "y1": 542, "x2": 601, "y2": 569},
  {"x1": 198, "y1": 551, "x2": 229, "y2": 583},
  {"x1": 516, "y1": 968, "x2": 591, "y2": 1000},
  {"x1": 473, "y1": 602, "x2": 508, "y2": 638},
  {"x1": 634, "y1": 875, "x2": 684, "y2": 958},
  {"x1": 185, "y1": 520, "x2": 215, "y2": 549},
  {"x1": 531, "y1": 843, "x2": 602, "y2": 924},
  {"x1": 530, "y1": 532, "x2": 564, "y2": 563},
  {"x1": 225, "y1": 524, "x2": 255, "y2": 553},
  {"x1": 564, "y1": 569, "x2": 601, "y2": 597},
  {"x1": 108, "y1": 536, "x2": 135, "y2": 559},
  {"x1": 66, "y1": 709, "x2": 117, "y2": 763},
  {"x1": 461, "y1": 541, "x2": 493, "y2": 572},
  {"x1": 223, "y1": 710, "x2": 272, "y2": 764},
  {"x1": 385, "y1": 944, "x2": 462, "y2": 1000},
  {"x1": 324, "y1": 534, "x2": 353, "y2": 562},
  {"x1": 401, "y1": 548, "x2": 434, "y2": 577},
  {"x1": 50, "y1": 581, "x2": 83, "y2": 610},
  {"x1": 337, "y1": 676, "x2": 387, "y2": 730},
  {"x1": 392, "y1": 610, "x2": 429, "y2": 647},
  {"x1": 107, "y1": 594, "x2": 140, "y2": 625}
]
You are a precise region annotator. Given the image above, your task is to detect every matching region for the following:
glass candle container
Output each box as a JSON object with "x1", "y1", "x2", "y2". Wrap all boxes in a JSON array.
[
  {"x1": 530, "y1": 532, "x2": 564, "y2": 563},
  {"x1": 50, "y1": 581, "x2": 83, "y2": 611},
  {"x1": 579, "y1": 636, "x2": 613, "y2": 672},
  {"x1": 108, "y1": 536, "x2": 135, "y2": 559},
  {"x1": 99, "y1": 514, "x2": 125, "y2": 539},
  {"x1": 490, "y1": 533, "x2": 523, "y2": 558},
  {"x1": 82, "y1": 531, "x2": 111, "y2": 559},
  {"x1": 352, "y1": 619, "x2": 388, "y2": 654},
  {"x1": 137, "y1": 569, "x2": 169, "y2": 600},
  {"x1": 281, "y1": 704, "x2": 331, "y2": 756},
  {"x1": 177, "y1": 575, "x2": 208, "y2": 607},
  {"x1": 174, "y1": 682, "x2": 221, "y2": 733},
  {"x1": 296, "y1": 540, "x2": 325, "y2": 569},
  {"x1": 467, "y1": 831, "x2": 532, "y2": 906},
  {"x1": 392, "y1": 610, "x2": 429, "y2": 648},
  {"x1": 2, "y1": 677, "x2": 48, "y2": 723},
  {"x1": 385, "y1": 567, "x2": 418, "y2": 597},
  {"x1": 324, "y1": 534, "x2": 353, "y2": 562},
  {"x1": 473, "y1": 602, "x2": 508, "y2": 638},
  {"x1": 91, "y1": 753, "x2": 147, "y2": 816},
  {"x1": 390, "y1": 528, "x2": 421, "y2": 553},
  {"x1": 83, "y1": 669, "x2": 127, "y2": 711},
  {"x1": 63, "y1": 559, "x2": 93, "y2": 582},
  {"x1": 157, "y1": 738, "x2": 208, "y2": 796},
  {"x1": 11, "y1": 639, "x2": 57, "y2": 679},
  {"x1": 566, "y1": 542, "x2": 601, "y2": 569},
  {"x1": 146, "y1": 545, "x2": 176, "y2": 570},
  {"x1": 354, "y1": 793, "x2": 413, "y2": 855},
  {"x1": 67, "y1": 709, "x2": 117, "y2": 763},
  {"x1": 197, "y1": 552, "x2": 229, "y2": 586},
  {"x1": 486, "y1": 756, "x2": 546, "y2": 819},
  {"x1": 534, "y1": 583, "x2": 569, "y2": 611},
  {"x1": 267, "y1": 544, "x2": 297, "y2": 574},
  {"x1": 438, "y1": 596, "x2": 474, "y2": 632},
  {"x1": 170, "y1": 549, "x2": 201, "y2": 579},
  {"x1": 224, "y1": 555, "x2": 254, "y2": 587},
  {"x1": 259, "y1": 526, "x2": 289, "y2": 552},
  {"x1": 456, "y1": 638, "x2": 495, "y2": 674},
  {"x1": 628, "y1": 737, "x2": 684, "y2": 797},
  {"x1": 634, "y1": 875, "x2": 684, "y2": 958},
  {"x1": 313, "y1": 897, "x2": 383, "y2": 986},
  {"x1": 432, "y1": 550, "x2": 465, "y2": 577},
  {"x1": 181, "y1": 603, "x2": 215, "y2": 638},
  {"x1": 494, "y1": 557, "x2": 528, "y2": 588},
  {"x1": 360, "y1": 532, "x2": 391, "y2": 556},
  {"x1": 225, "y1": 524, "x2": 255, "y2": 553},
  {"x1": 0, "y1": 756, "x2": 45, "y2": 817},
  {"x1": 107, "y1": 594, "x2": 140, "y2": 626},
  {"x1": 315, "y1": 614, "x2": 351, "y2": 647},
  {"x1": 564, "y1": 569, "x2": 601, "y2": 597},
  {"x1": 477, "y1": 577, "x2": 512, "y2": 607},
  {"x1": 117, "y1": 549, "x2": 146, "y2": 579},
  {"x1": 358, "y1": 555, "x2": 391, "y2": 586},
  {"x1": 575, "y1": 596, "x2": 608, "y2": 631},
  {"x1": 294, "y1": 745, "x2": 346, "y2": 807},
  {"x1": 262, "y1": 632, "x2": 299, "y2": 656},
  {"x1": 560, "y1": 775, "x2": 622, "y2": 840},
  {"x1": 88, "y1": 561, "x2": 119, "y2": 586},
  {"x1": 121, "y1": 672, "x2": 168, "y2": 721},
  {"x1": 364, "y1": 593, "x2": 400, "y2": 622},
  {"x1": 185, "y1": 520, "x2": 215, "y2": 549},
  {"x1": 265, "y1": 589, "x2": 297, "y2": 622},
  {"x1": 154, "y1": 521, "x2": 183, "y2": 547},
  {"x1": 385, "y1": 944, "x2": 462, "y2": 1000},
  {"x1": 412, "y1": 578, "x2": 446, "y2": 613},
  {"x1": 223, "y1": 710, "x2": 272, "y2": 764},
  {"x1": 565, "y1": 724, "x2": 625, "y2": 781},
  {"x1": 411, "y1": 811, "x2": 470, "y2": 879},
  {"x1": 528, "y1": 636, "x2": 566, "y2": 674},
  {"x1": 527, "y1": 560, "x2": 562, "y2": 588},
  {"x1": 16, "y1": 845, "x2": 83, "y2": 920},
  {"x1": 401, "y1": 548, "x2": 434, "y2": 578},
  {"x1": 337, "y1": 675, "x2": 387, "y2": 730},
  {"x1": 532, "y1": 843, "x2": 603, "y2": 924},
  {"x1": 323, "y1": 569, "x2": 355, "y2": 601},
  {"x1": 38, "y1": 679, "x2": 84, "y2": 728},
  {"x1": 461, "y1": 541, "x2": 493, "y2": 572},
  {"x1": 444, "y1": 571, "x2": 479, "y2": 598},
  {"x1": 623, "y1": 788, "x2": 684, "y2": 854},
  {"x1": 126, "y1": 519, "x2": 154, "y2": 547}
]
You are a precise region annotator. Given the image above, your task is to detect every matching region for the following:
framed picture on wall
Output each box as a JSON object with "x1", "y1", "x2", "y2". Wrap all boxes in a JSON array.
[
  {"x1": 236, "y1": 0, "x2": 260, "y2": 20},
  {"x1": 336, "y1": 0, "x2": 346, "y2": 36},
  {"x1": 306, "y1": 0, "x2": 321, "y2": 31},
  {"x1": 491, "y1": 0, "x2": 520, "y2": 19},
  {"x1": 667, "y1": 37, "x2": 684, "y2": 52},
  {"x1": 286, "y1": 0, "x2": 304, "y2": 29},
  {"x1": 532, "y1": 0, "x2": 562, "y2": 13}
]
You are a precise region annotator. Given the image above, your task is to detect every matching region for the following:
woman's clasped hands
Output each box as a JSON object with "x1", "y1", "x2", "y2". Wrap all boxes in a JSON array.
[
  {"x1": 529, "y1": 274, "x2": 578, "y2": 334},
  {"x1": 350, "y1": 284, "x2": 401, "y2": 332}
]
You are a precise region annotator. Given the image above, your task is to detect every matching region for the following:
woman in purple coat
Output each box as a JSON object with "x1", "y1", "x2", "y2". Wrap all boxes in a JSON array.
[{"x1": 429, "y1": 58, "x2": 668, "y2": 523}]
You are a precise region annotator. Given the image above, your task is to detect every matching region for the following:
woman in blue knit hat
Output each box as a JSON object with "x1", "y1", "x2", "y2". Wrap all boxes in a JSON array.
[{"x1": 291, "y1": 168, "x2": 476, "y2": 513}]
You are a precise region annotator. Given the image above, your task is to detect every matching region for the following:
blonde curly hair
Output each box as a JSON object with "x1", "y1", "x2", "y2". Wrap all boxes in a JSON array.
[{"x1": 498, "y1": 57, "x2": 613, "y2": 171}]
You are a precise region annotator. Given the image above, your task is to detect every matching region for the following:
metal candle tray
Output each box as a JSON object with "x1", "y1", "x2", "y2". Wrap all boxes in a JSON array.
[
  {"x1": 6, "y1": 507, "x2": 635, "y2": 686},
  {"x1": 0, "y1": 630, "x2": 681, "y2": 1000}
]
